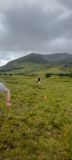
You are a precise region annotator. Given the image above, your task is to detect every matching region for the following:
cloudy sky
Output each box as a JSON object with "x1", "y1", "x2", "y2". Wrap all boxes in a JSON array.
[{"x1": 0, "y1": 0, "x2": 72, "y2": 66}]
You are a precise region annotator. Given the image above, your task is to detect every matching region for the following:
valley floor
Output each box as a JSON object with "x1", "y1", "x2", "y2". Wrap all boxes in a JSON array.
[{"x1": 0, "y1": 75, "x2": 72, "y2": 160}]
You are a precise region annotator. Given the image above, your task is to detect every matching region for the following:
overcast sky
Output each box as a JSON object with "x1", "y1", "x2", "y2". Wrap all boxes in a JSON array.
[{"x1": 0, "y1": 0, "x2": 72, "y2": 66}]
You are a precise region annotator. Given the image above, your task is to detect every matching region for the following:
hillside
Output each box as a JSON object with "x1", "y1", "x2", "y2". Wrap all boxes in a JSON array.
[
  {"x1": 62, "y1": 62, "x2": 72, "y2": 72},
  {"x1": 0, "y1": 53, "x2": 72, "y2": 73},
  {"x1": 0, "y1": 53, "x2": 48, "y2": 72}
]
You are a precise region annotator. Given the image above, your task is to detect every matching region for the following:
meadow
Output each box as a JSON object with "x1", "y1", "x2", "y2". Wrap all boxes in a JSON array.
[{"x1": 0, "y1": 74, "x2": 72, "y2": 160}]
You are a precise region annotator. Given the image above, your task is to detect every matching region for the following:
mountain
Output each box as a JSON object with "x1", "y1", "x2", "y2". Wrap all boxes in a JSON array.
[
  {"x1": 0, "y1": 53, "x2": 72, "y2": 73},
  {"x1": 0, "y1": 53, "x2": 48, "y2": 71},
  {"x1": 43, "y1": 53, "x2": 72, "y2": 64}
]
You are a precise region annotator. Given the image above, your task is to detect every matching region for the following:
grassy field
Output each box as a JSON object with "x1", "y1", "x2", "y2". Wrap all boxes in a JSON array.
[{"x1": 0, "y1": 74, "x2": 72, "y2": 160}]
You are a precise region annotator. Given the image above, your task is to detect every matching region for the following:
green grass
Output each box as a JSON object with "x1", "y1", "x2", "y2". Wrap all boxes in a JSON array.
[{"x1": 0, "y1": 75, "x2": 72, "y2": 160}]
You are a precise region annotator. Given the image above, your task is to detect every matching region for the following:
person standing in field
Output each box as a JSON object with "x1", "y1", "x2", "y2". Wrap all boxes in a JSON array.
[
  {"x1": 37, "y1": 77, "x2": 41, "y2": 85},
  {"x1": 38, "y1": 77, "x2": 40, "y2": 83},
  {"x1": 0, "y1": 82, "x2": 11, "y2": 109}
]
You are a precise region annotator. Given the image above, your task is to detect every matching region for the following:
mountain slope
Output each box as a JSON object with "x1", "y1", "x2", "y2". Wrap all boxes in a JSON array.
[
  {"x1": 0, "y1": 53, "x2": 72, "y2": 73},
  {"x1": 43, "y1": 53, "x2": 72, "y2": 64},
  {"x1": 62, "y1": 62, "x2": 72, "y2": 72},
  {"x1": 0, "y1": 53, "x2": 48, "y2": 71}
]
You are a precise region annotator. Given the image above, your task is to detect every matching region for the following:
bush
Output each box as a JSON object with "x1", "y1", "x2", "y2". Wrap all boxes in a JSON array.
[{"x1": 45, "y1": 73, "x2": 52, "y2": 78}]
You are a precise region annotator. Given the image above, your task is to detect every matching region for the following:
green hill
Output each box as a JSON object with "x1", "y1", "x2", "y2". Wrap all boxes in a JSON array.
[{"x1": 0, "y1": 53, "x2": 72, "y2": 74}]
